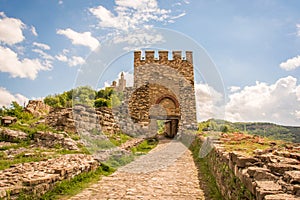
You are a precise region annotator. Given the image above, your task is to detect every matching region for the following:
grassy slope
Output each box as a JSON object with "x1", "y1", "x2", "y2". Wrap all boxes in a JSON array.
[{"x1": 199, "y1": 119, "x2": 300, "y2": 143}]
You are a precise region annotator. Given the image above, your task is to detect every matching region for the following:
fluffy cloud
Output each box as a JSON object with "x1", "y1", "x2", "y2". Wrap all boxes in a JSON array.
[
  {"x1": 228, "y1": 86, "x2": 241, "y2": 93},
  {"x1": 280, "y1": 55, "x2": 300, "y2": 71},
  {"x1": 0, "y1": 13, "x2": 25, "y2": 45},
  {"x1": 0, "y1": 46, "x2": 51, "y2": 80},
  {"x1": 225, "y1": 76, "x2": 300, "y2": 125},
  {"x1": 33, "y1": 42, "x2": 50, "y2": 50},
  {"x1": 57, "y1": 28, "x2": 99, "y2": 50},
  {"x1": 68, "y1": 56, "x2": 85, "y2": 67},
  {"x1": 0, "y1": 87, "x2": 28, "y2": 107},
  {"x1": 89, "y1": 0, "x2": 183, "y2": 32},
  {"x1": 55, "y1": 53, "x2": 85, "y2": 67},
  {"x1": 55, "y1": 54, "x2": 68, "y2": 62},
  {"x1": 31, "y1": 26, "x2": 38, "y2": 36},
  {"x1": 195, "y1": 83, "x2": 225, "y2": 121}
]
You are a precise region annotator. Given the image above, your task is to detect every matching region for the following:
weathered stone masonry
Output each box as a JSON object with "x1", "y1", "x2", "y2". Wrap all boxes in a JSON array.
[
  {"x1": 196, "y1": 135, "x2": 300, "y2": 200},
  {"x1": 114, "y1": 50, "x2": 198, "y2": 138}
]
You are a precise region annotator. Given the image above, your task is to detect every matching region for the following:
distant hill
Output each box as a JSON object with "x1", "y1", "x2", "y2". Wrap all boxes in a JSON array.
[{"x1": 198, "y1": 119, "x2": 300, "y2": 143}]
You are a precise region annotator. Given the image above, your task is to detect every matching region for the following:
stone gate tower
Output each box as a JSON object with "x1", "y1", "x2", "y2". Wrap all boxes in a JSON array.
[{"x1": 125, "y1": 50, "x2": 197, "y2": 137}]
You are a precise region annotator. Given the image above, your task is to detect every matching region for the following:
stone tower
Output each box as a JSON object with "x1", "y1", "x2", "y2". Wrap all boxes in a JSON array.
[
  {"x1": 116, "y1": 72, "x2": 126, "y2": 92},
  {"x1": 125, "y1": 50, "x2": 197, "y2": 137}
]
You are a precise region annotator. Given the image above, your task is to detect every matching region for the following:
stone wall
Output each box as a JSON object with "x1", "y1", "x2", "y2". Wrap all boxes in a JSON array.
[
  {"x1": 45, "y1": 105, "x2": 120, "y2": 134},
  {"x1": 197, "y1": 135, "x2": 300, "y2": 200},
  {"x1": 25, "y1": 100, "x2": 51, "y2": 117},
  {"x1": 0, "y1": 154, "x2": 99, "y2": 199},
  {"x1": 118, "y1": 50, "x2": 197, "y2": 137}
]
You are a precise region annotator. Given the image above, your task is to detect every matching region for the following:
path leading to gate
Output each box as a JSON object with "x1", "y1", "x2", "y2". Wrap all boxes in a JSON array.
[{"x1": 69, "y1": 139, "x2": 206, "y2": 200}]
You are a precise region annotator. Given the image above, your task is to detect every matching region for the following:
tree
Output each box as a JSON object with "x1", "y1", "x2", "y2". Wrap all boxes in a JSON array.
[
  {"x1": 3, "y1": 101, "x2": 33, "y2": 120},
  {"x1": 94, "y1": 98, "x2": 110, "y2": 107},
  {"x1": 73, "y1": 86, "x2": 96, "y2": 107}
]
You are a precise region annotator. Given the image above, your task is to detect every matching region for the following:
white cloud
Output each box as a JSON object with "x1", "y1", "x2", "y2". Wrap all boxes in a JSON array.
[
  {"x1": 89, "y1": 0, "x2": 184, "y2": 32},
  {"x1": 0, "y1": 14, "x2": 25, "y2": 45},
  {"x1": 58, "y1": 0, "x2": 63, "y2": 5},
  {"x1": 228, "y1": 86, "x2": 241, "y2": 93},
  {"x1": 295, "y1": 110, "x2": 300, "y2": 119},
  {"x1": 57, "y1": 28, "x2": 100, "y2": 50},
  {"x1": 225, "y1": 76, "x2": 300, "y2": 126},
  {"x1": 0, "y1": 46, "x2": 51, "y2": 80},
  {"x1": 297, "y1": 24, "x2": 300, "y2": 36},
  {"x1": 31, "y1": 26, "x2": 38, "y2": 36},
  {"x1": 195, "y1": 83, "x2": 225, "y2": 121},
  {"x1": 55, "y1": 52, "x2": 85, "y2": 67},
  {"x1": 0, "y1": 87, "x2": 28, "y2": 107},
  {"x1": 32, "y1": 49, "x2": 54, "y2": 61},
  {"x1": 55, "y1": 54, "x2": 68, "y2": 62},
  {"x1": 33, "y1": 42, "x2": 50, "y2": 50},
  {"x1": 280, "y1": 55, "x2": 300, "y2": 71},
  {"x1": 68, "y1": 56, "x2": 85, "y2": 67}
]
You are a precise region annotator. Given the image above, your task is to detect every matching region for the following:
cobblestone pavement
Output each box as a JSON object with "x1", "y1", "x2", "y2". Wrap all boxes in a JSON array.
[{"x1": 69, "y1": 140, "x2": 205, "y2": 200}]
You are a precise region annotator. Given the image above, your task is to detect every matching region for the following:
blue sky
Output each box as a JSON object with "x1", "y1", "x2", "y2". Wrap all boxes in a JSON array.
[{"x1": 0, "y1": 0, "x2": 300, "y2": 125}]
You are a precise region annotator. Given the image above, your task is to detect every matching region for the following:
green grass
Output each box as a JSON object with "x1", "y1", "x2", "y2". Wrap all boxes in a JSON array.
[
  {"x1": 17, "y1": 164, "x2": 115, "y2": 200},
  {"x1": 131, "y1": 139, "x2": 158, "y2": 154},
  {"x1": 0, "y1": 155, "x2": 46, "y2": 170},
  {"x1": 108, "y1": 132, "x2": 132, "y2": 146},
  {"x1": 103, "y1": 154, "x2": 135, "y2": 168},
  {"x1": 189, "y1": 137, "x2": 223, "y2": 200},
  {"x1": 0, "y1": 140, "x2": 30, "y2": 150},
  {"x1": 224, "y1": 140, "x2": 271, "y2": 156}
]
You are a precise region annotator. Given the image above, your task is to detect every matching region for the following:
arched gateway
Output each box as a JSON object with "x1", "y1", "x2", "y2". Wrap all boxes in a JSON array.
[{"x1": 126, "y1": 50, "x2": 197, "y2": 138}]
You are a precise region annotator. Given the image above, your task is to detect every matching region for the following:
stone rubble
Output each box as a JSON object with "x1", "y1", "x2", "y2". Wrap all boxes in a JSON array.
[
  {"x1": 25, "y1": 100, "x2": 51, "y2": 117},
  {"x1": 0, "y1": 154, "x2": 99, "y2": 199},
  {"x1": 0, "y1": 128, "x2": 28, "y2": 142},
  {"x1": 33, "y1": 131, "x2": 79, "y2": 150}
]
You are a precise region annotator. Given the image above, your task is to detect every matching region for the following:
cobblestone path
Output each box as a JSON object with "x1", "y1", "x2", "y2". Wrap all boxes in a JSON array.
[{"x1": 69, "y1": 140, "x2": 205, "y2": 200}]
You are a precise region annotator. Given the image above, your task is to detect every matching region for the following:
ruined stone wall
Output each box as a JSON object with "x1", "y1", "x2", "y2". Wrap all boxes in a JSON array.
[
  {"x1": 46, "y1": 105, "x2": 120, "y2": 134},
  {"x1": 0, "y1": 154, "x2": 98, "y2": 199},
  {"x1": 197, "y1": 136, "x2": 300, "y2": 200},
  {"x1": 127, "y1": 50, "x2": 197, "y2": 134},
  {"x1": 25, "y1": 100, "x2": 51, "y2": 117}
]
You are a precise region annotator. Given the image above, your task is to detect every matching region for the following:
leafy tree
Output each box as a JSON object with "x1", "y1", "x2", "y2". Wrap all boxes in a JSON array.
[
  {"x1": 94, "y1": 98, "x2": 110, "y2": 108},
  {"x1": 72, "y1": 86, "x2": 96, "y2": 107},
  {"x1": 2, "y1": 101, "x2": 33, "y2": 120},
  {"x1": 44, "y1": 95, "x2": 61, "y2": 107},
  {"x1": 96, "y1": 88, "x2": 115, "y2": 99}
]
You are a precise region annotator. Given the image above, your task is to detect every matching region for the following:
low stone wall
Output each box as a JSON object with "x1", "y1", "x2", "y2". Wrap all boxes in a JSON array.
[
  {"x1": 198, "y1": 135, "x2": 300, "y2": 200},
  {"x1": 0, "y1": 154, "x2": 99, "y2": 199}
]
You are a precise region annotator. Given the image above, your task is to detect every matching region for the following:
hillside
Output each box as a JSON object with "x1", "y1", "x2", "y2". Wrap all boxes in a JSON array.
[{"x1": 198, "y1": 119, "x2": 300, "y2": 143}]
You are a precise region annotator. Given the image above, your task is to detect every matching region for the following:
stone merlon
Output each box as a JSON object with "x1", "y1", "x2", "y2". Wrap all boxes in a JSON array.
[{"x1": 134, "y1": 50, "x2": 193, "y2": 63}]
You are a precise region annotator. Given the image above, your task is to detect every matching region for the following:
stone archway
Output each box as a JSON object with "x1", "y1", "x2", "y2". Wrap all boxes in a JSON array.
[{"x1": 153, "y1": 95, "x2": 180, "y2": 138}]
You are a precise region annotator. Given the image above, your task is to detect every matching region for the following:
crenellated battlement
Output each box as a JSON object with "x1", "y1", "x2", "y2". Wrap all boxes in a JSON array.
[
  {"x1": 134, "y1": 50, "x2": 195, "y2": 87},
  {"x1": 134, "y1": 50, "x2": 193, "y2": 63}
]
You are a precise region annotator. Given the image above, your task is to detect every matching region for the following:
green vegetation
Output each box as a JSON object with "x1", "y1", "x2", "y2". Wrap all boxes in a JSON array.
[
  {"x1": 0, "y1": 152, "x2": 46, "y2": 170},
  {"x1": 0, "y1": 101, "x2": 33, "y2": 122},
  {"x1": 109, "y1": 132, "x2": 132, "y2": 146},
  {"x1": 198, "y1": 119, "x2": 300, "y2": 143},
  {"x1": 131, "y1": 139, "x2": 158, "y2": 154},
  {"x1": 43, "y1": 86, "x2": 123, "y2": 108},
  {"x1": 189, "y1": 136, "x2": 223, "y2": 200}
]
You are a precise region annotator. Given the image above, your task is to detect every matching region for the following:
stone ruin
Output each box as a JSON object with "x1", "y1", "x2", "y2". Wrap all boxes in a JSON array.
[
  {"x1": 112, "y1": 50, "x2": 198, "y2": 138},
  {"x1": 25, "y1": 100, "x2": 51, "y2": 117}
]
